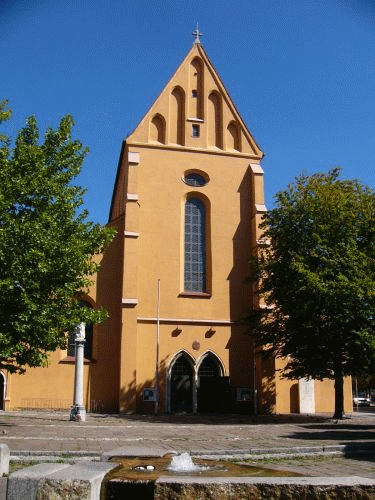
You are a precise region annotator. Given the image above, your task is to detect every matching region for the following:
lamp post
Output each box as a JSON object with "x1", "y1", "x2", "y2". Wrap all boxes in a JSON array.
[{"x1": 69, "y1": 322, "x2": 86, "y2": 422}]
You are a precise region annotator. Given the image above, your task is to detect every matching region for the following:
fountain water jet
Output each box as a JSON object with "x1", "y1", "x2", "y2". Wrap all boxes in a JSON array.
[{"x1": 168, "y1": 452, "x2": 209, "y2": 472}]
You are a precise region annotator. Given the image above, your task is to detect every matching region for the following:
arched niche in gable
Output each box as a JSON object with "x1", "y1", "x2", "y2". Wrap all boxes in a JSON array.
[
  {"x1": 227, "y1": 120, "x2": 241, "y2": 152},
  {"x1": 150, "y1": 113, "x2": 166, "y2": 144},
  {"x1": 171, "y1": 86, "x2": 185, "y2": 146},
  {"x1": 208, "y1": 91, "x2": 223, "y2": 149},
  {"x1": 190, "y1": 57, "x2": 204, "y2": 119}
]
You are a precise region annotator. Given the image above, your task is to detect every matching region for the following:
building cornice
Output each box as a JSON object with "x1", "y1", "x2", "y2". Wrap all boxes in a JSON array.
[
  {"x1": 126, "y1": 141, "x2": 262, "y2": 161},
  {"x1": 137, "y1": 317, "x2": 233, "y2": 325}
]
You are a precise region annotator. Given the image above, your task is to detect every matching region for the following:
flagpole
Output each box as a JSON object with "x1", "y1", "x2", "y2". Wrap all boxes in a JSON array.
[{"x1": 155, "y1": 279, "x2": 160, "y2": 415}]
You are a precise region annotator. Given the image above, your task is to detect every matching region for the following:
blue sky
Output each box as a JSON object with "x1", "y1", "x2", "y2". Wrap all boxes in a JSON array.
[{"x1": 1, "y1": 0, "x2": 374, "y2": 224}]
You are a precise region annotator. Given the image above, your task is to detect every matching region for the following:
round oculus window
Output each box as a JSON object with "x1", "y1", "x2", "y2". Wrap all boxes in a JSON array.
[{"x1": 183, "y1": 172, "x2": 208, "y2": 187}]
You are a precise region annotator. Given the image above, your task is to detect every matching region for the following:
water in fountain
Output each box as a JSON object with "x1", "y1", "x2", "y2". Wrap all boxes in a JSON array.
[
  {"x1": 106, "y1": 454, "x2": 302, "y2": 482},
  {"x1": 105, "y1": 452, "x2": 304, "y2": 500},
  {"x1": 168, "y1": 452, "x2": 208, "y2": 472}
]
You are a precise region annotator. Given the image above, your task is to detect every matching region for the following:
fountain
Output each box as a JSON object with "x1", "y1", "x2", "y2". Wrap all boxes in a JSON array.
[
  {"x1": 167, "y1": 452, "x2": 208, "y2": 472},
  {"x1": 8, "y1": 451, "x2": 375, "y2": 499},
  {"x1": 106, "y1": 452, "x2": 297, "y2": 480},
  {"x1": 103, "y1": 452, "x2": 302, "y2": 498}
]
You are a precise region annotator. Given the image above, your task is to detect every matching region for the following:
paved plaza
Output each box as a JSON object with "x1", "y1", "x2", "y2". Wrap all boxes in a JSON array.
[{"x1": 1, "y1": 410, "x2": 375, "y2": 478}]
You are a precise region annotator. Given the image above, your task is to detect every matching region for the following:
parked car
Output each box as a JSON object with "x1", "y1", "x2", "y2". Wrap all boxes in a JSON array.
[{"x1": 353, "y1": 396, "x2": 371, "y2": 407}]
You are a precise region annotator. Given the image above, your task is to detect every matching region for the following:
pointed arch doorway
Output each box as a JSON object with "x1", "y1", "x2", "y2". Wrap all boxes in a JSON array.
[
  {"x1": 170, "y1": 354, "x2": 194, "y2": 413},
  {"x1": 168, "y1": 351, "x2": 229, "y2": 414},
  {"x1": 197, "y1": 353, "x2": 225, "y2": 413}
]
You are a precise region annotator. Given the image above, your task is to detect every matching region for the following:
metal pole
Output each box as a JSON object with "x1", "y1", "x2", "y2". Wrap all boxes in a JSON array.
[
  {"x1": 155, "y1": 279, "x2": 160, "y2": 415},
  {"x1": 253, "y1": 341, "x2": 257, "y2": 417},
  {"x1": 70, "y1": 323, "x2": 86, "y2": 421},
  {"x1": 355, "y1": 377, "x2": 358, "y2": 412}
]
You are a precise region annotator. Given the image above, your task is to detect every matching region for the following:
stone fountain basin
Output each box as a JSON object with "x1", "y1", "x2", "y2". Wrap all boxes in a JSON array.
[
  {"x1": 106, "y1": 454, "x2": 301, "y2": 480},
  {"x1": 7, "y1": 463, "x2": 375, "y2": 500},
  {"x1": 6, "y1": 448, "x2": 375, "y2": 500},
  {"x1": 104, "y1": 454, "x2": 300, "y2": 499},
  {"x1": 103, "y1": 454, "x2": 375, "y2": 500}
]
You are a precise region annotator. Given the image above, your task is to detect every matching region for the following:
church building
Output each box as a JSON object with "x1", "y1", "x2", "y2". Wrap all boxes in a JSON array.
[{"x1": 2, "y1": 31, "x2": 352, "y2": 415}]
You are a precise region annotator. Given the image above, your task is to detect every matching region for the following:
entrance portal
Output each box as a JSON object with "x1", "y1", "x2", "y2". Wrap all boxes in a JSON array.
[
  {"x1": 198, "y1": 355, "x2": 220, "y2": 412},
  {"x1": 197, "y1": 355, "x2": 230, "y2": 413},
  {"x1": 168, "y1": 351, "x2": 228, "y2": 414},
  {"x1": 170, "y1": 355, "x2": 193, "y2": 413}
]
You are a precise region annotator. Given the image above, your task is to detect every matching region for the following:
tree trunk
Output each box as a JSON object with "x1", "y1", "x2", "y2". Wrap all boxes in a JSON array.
[{"x1": 333, "y1": 355, "x2": 344, "y2": 419}]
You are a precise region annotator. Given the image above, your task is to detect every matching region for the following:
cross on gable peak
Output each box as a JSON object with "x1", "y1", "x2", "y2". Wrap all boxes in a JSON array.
[{"x1": 192, "y1": 23, "x2": 203, "y2": 44}]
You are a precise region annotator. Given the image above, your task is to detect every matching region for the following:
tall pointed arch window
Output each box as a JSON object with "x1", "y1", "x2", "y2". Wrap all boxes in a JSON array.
[{"x1": 184, "y1": 198, "x2": 206, "y2": 292}]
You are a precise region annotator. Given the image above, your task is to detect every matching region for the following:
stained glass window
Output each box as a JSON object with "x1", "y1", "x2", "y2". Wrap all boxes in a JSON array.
[
  {"x1": 184, "y1": 173, "x2": 207, "y2": 187},
  {"x1": 184, "y1": 198, "x2": 206, "y2": 292},
  {"x1": 172, "y1": 355, "x2": 192, "y2": 376},
  {"x1": 198, "y1": 356, "x2": 219, "y2": 377}
]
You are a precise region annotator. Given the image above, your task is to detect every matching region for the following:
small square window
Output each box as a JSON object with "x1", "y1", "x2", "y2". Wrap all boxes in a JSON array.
[
  {"x1": 192, "y1": 90, "x2": 198, "y2": 98},
  {"x1": 192, "y1": 124, "x2": 200, "y2": 137}
]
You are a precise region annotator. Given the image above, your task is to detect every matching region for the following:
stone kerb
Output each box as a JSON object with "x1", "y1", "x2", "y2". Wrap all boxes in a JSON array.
[
  {"x1": 0, "y1": 445, "x2": 9, "y2": 477},
  {"x1": 7, "y1": 462, "x2": 375, "y2": 500},
  {"x1": 7, "y1": 463, "x2": 70, "y2": 500},
  {"x1": 154, "y1": 476, "x2": 375, "y2": 500},
  {"x1": 7, "y1": 462, "x2": 118, "y2": 500},
  {"x1": 101, "y1": 447, "x2": 177, "y2": 460}
]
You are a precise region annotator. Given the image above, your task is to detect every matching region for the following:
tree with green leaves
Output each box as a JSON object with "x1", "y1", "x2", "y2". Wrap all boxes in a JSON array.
[
  {"x1": 247, "y1": 168, "x2": 375, "y2": 419},
  {"x1": 0, "y1": 100, "x2": 115, "y2": 373}
]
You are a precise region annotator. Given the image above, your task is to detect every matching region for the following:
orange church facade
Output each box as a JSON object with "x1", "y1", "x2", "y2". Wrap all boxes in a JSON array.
[{"x1": 2, "y1": 37, "x2": 352, "y2": 415}]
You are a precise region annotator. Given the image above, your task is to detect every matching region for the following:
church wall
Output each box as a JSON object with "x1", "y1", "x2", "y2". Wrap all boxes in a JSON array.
[
  {"x1": 6, "y1": 350, "x2": 87, "y2": 411},
  {"x1": 259, "y1": 355, "x2": 277, "y2": 414},
  {"x1": 5, "y1": 218, "x2": 125, "y2": 413},
  {"x1": 5, "y1": 252, "x2": 110, "y2": 412},
  {"x1": 274, "y1": 357, "x2": 353, "y2": 414},
  {"x1": 110, "y1": 142, "x2": 129, "y2": 220},
  {"x1": 131, "y1": 146, "x2": 256, "y2": 322},
  {"x1": 314, "y1": 377, "x2": 353, "y2": 414},
  {"x1": 114, "y1": 139, "x2": 260, "y2": 413},
  {"x1": 89, "y1": 216, "x2": 124, "y2": 413}
]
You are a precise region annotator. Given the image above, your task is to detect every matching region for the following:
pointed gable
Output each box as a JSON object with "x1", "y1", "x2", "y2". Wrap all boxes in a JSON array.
[{"x1": 127, "y1": 43, "x2": 263, "y2": 158}]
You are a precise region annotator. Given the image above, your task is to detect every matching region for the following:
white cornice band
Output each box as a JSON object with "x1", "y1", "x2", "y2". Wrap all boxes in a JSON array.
[{"x1": 137, "y1": 317, "x2": 233, "y2": 325}]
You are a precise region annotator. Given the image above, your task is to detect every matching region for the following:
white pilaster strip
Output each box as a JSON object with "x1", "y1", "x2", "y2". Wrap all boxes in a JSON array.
[
  {"x1": 250, "y1": 163, "x2": 264, "y2": 174},
  {"x1": 255, "y1": 203, "x2": 267, "y2": 213},
  {"x1": 128, "y1": 152, "x2": 140, "y2": 164},
  {"x1": 126, "y1": 193, "x2": 139, "y2": 201},
  {"x1": 122, "y1": 298, "x2": 138, "y2": 306},
  {"x1": 124, "y1": 231, "x2": 139, "y2": 238}
]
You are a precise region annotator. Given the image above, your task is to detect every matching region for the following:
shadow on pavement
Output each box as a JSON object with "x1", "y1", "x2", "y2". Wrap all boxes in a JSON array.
[
  {"x1": 343, "y1": 446, "x2": 375, "y2": 462},
  {"x1": 120, "y1": 413, "x2": 330, "y2": 426},
  {"x1": 288, "y1": 429, "x2": 375, "y2": 441},
  {"x1": 303, "y1": 424, "x2": 375, "y2": 430}
]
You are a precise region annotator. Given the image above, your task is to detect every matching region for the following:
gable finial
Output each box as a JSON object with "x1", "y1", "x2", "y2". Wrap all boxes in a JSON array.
[{"x1": 192, "y1": 23, "x2": 203, "y2": 44}]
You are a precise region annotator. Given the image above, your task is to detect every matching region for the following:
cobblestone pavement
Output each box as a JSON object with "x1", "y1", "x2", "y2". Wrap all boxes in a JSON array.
[
  {"x1": 1, "y1": 410, "x2": 375, "y2": 477},
  {"x1": 245, "y1": 455, "x2": 375, "y2": 479}
]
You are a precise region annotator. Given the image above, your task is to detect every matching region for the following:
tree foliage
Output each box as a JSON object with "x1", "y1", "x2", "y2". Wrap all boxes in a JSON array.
[
  {"x1": 0, "y1": 102, "x2": 115, "y2": 373},
  {"x1": 247, "y1": 168, "x2": 375, "y2": 418}
]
